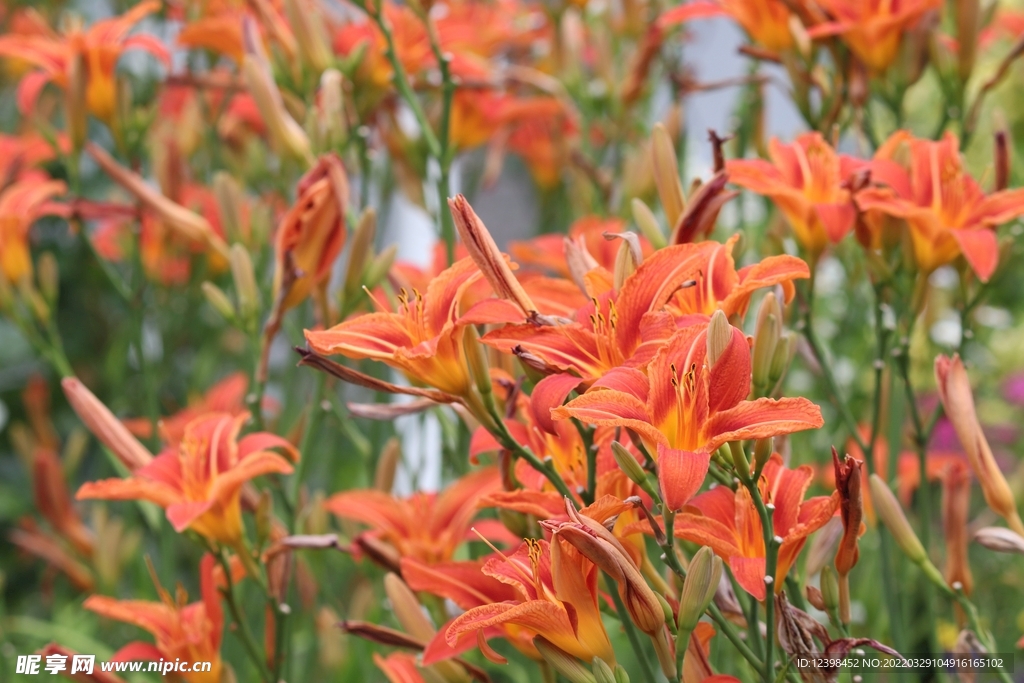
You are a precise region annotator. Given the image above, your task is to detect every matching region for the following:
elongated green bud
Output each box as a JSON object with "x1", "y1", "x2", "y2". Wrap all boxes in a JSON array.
[
  {"x1": 677, "y1": 546, "x2": 722, "y2": 632},
  {"x1": 753, "y1": 437, "x2": 773, "y2": 473},
  {"x1": 37, "y1": 252, "x2": 59, "y2": 304},
  {"x1": 768, "y1": 332, "x2": 794, "y2": 386},
  {"x1": 631, "y1": 198, "x2": 666, "y2": 249},
  {"x1": 202, "y1": 282, "x2": 236, "y2": 321},
  {"x1": 213, "y1": 172, "x2": 245, "y2": 242},
  {"x1": 869, "y1": 474, "x2": 926, "y2": 564},
  {"x1": 343, "y1": 208, "x2": 377, "y2": 306},
  {"x1": 592, "y1": 658, "x2": 616, "y2": 683},
  {"x1": 706, "y1": 310, "x2": 732, "y2": 367},
  {"x1": 820, "y1": 565, "x2": 839, "y2": 611},
  {"x1": 752, "y1": 292, "x2": 781, "y2": 392},
  {"x1": 611, "y1": 441, "x2": 647, "y2": 487},
  {"x1": 229, "y1": 244, "x2": 260, "y2": 323},
  {"x1": 535, "y1": 637, "x2": 597, "y2": 683}
]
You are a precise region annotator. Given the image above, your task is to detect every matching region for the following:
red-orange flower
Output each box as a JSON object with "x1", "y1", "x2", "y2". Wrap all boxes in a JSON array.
[
  {"x1": 76, "y1": 413, "x2": 298, "y2": 545},
  {"x1": 325, "y1": 467, "x2": 511, "y2": 564},
  {"x1": 856, "y1": 132, "x2": 1024, "y2": 282},
  {"x1": 727, "y1": 133, "x2": 866, "y2": 255},
  {"x1": 304, "y1": 257, "x2": 486, "y2": 397},
  {"x1": 808, "y1": 0, "x2": 941, "y2": 73},
  {"x1": 555, "y1": 319, "x2": 823, "y2": 510},
  {"x1": 482, "y1": 238, "x2": 808, "y2": 385},
  {"x1": 665, "y1": 454, "x2": 838, "y2": 600},
  {"x1": 0, "y1": 176, "x2": 67, "y2": 283},
  {"x1": 84, "y1": 554, "x2": 223, "y2": 683},
  {"x1": 121, "y1": 372, "x2": 253, "y2": 445},
  {"x1": 659, "y1": 0, "x2": 794, "y2": 52},
  {"x1": 441, "y1": 538, "x2": 616, "y2": 665},
  {"x1": 0, "y1": 1, "x2": 169, "y2": 121}
]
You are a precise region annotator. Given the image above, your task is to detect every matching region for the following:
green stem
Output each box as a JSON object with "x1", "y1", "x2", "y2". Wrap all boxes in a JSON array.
[
  {"x1": 217, "y1": 551, "x2": 274, "y2": 683},
  {"x1": 606, "y1": 574, "x2": 658, "y2": 683},
  {"x1": 484, "y1": 400, "x2": 576, "y2": 501}
]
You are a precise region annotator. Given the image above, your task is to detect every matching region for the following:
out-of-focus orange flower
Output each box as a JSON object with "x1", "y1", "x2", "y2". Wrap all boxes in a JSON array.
[
  {"x1": 728, "y1": 133, "x2": 866, "y2": 255},
  {"x1": 178, "y1": 11, "x2": 248, "y2": 64},
  {"x1": 442, "y1": 538, "x2": 616, "y2": 665},
  {"x1": 942, "y1": 460, "x2": 973, "y2": 594},
  {"x1": 121, "y1": 373, "x2": 252, "y2": 445},
  {"x1": 0, "y1": 133, "x2": 60, "y2": 185},
  {"x1": 659, "y1": 0, "x2": 793, "y2": 52},
  {"x1": 807, "y1": 0, "x2": 940, "y2": 73},
  {"x1": 556, "y1": 317, "x2": 823, "y2": 510},
  {"x1": 77, "y1": 413, "x2": 297, "y2": 545},
  {"x1": 0, "y1": 176, "x2": 67, "y2": 283},
  {"x1": 482, "y1": 238, "x2": 808, "y2": 385},
  {"x1": 325, "y1": 467, "x2": 511, "y2": 565},
  {"x1": 84, "y1": 554, "x2": 224, "y2": 683},
  {"x1": 664, "y1": 454, "x2": 838, "y2": 600},
  {"x1": 305, "y1": 257, "x2": 486, "y2": 398},
  {"x1": 856, "y1": 132, "x2": 1024, "y2": 282},
  {"x1": 273, "y1": 154, "x2": 349, "y2": 310},
  {"x1": 0, "y1": 1, "x2": 169, "y2": 121},
  {"x1": 373, "y1": 652, "x2": 426, "y2": 683}
]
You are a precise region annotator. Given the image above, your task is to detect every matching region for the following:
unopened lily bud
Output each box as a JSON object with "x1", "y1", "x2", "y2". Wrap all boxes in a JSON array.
[
  {"x1": 36, "y1": 252, "x2": 59, "y2": 304},
  {"x1": 677, "y1": 546, "x2": 723, "y2": 632},
  {"x1": 706, "y1": 310, "x2": 731, "y2": 367},
  {"x1": 614, "y1": 665, "x2": 631, "y2": 683},
  {"x1": 449, "y1": 194, "x2": 536, "y2": 315},
  {"x1": 498, "y1": 507, "x2": 531, "y2": 538},
  {"x1": 729, "y1": 441, "x2": 749, "y2": 480},
  {"x1": 343, "y1": 208, "x2": 377, "y2": 305},
  {"x1": 364, "y1": 244, "x2": 398, "y2": 289},
  {"x1": 630, "y1": 198, "x2": 666, "y2": 249},
  {"x1": 535, "y1": 637, "x2": 596, "y2": 683},
  {"x1": 565, "y1": 236, "x2": 599, "y2": 293},
  {"x1": 463, "y1": 324, "x2": 492, "y2": 400},
  {"x1": 956, "y1": 0, "x2": 980, "y2": 80},
  {"x1": 66, "y1": 51, "x2": 87, "y2": 151},
  {"x1": 806, "y1": 585, "x2": 825, "y2": 611},
  {"x1": 87, "y1": 143, "x2": 230, "y2": 260},
  {"x1": 229, "y1": 244, "x2": 261, "y2": 323},
  {"x1": 768, "y1": 332, "x2": 795, "y2": 387},
  {"x1": 202, "y1": 282, "x2": 236, "y2": 321},
  {"x1": 753, "y1": 438, "x2": 773, "y2": 472},
  {"x1": 869, "y1": 474, "x2": 929, "y2": 567},
  {"x1": 788, "y1": 15, "x2": 811, "y2": 59},
  {"x1": 820, "y1": 565, "x2": 839, "y2": 612},
  {"x1": 651, "y1": 123, "x2": 685, "y2": 224},
  {"x1": 592, "y1": 658, "x2": 617, "y2": 683},
  {"x1": 213, "y1": 172, "x2": 245, "y2": 242},
  {"x1": 611, "y1": 441, "x2": 649, "y2": 489},
  {"x1": 62, "y1": 378, "x2": 153, "y2": 471},
  {"x1": 374, "y1": 437, "x2": 400, "y2": 493},
  {"x1": 285, "y1": 0, "x2": 332, "y2": 74},
  {"x1": 609, "y1": 231, "x2": 643, "y2": 291},
  {"x1": 995, "y1": 121, "x2": 1010, "y2": 192},
  {"x1": 382, "y1": 573, "x2": 434, "y2": 642},
  {"x1": 18, "y1": 280, "x2": 50, "y2": 323},
  {"x1": 752, "y1": 293, "x2": 781, "y2": 391},
  {"x1": 242, "y1": 18, "x2": 313, "y2": 164},
  {"x1": 317, "y1": 68, "x2": 348, "y2": 150},
  {"x1": 936, "y1": 355, "x2": 1024, "y2": 535},
  {"x1": 973, "y1": 527, "x2": 1024, "y2": 554},
  {"x1": 255, "y1": 489, "x2": 273, "y2": 547}
]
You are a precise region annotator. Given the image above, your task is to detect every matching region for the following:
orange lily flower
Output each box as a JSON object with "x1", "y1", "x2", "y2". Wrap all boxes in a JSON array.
[
  {"x1": 121, "y1": 372, "x2": 253, "y2": 445},
  {"x1": 555, "y1": 319, "x2": 823, "y2": 509},
  {"x1": 856, "y1": 132, "x2": 1024, "y2": 282},
  {"x1": 178, "y1": 11, "x2": 248, "y2": 64},
  {"x1": 325, "y1": 467, "x2": 512, "y2": 564},
  {"x1": 727, "y1": 133, "x2": 866, "y2": 255},
  {"x1": 76, "y1": 412, "x2": 298, "y2": 545},
  {"x1": 374, "y1": 652, "x2": 427, "y2": 683},
  {"x1": 442, "y1": 538, "x2": 616, "y2": 665},
  {"x1": 84, "y1": 554, "x2": 223, "y2": 683},
  {"x1": 663, "y1": 454, "x2": 838, "y2": 600},
  {"x1": 509, "y1": 216, "x2": 654, "y2": 279},
  {"x1": 659, "y1": 0, "x2": 794, "y2": 52},
  {"x1": 0, "y1": 176, "x2": 68, "y2": 283},
  {"x1": 304, "y1": 256, "x2": 486, "y2": 397},
  {"x1": 482, "y1": 238, "x2": 808, "y2": 385},
  {"x1": 0, "y1": 1, "x2": 169, "y2": 121},
  {"x1": 807, "y1": 0, "x2": 941, "y2": 73}
]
